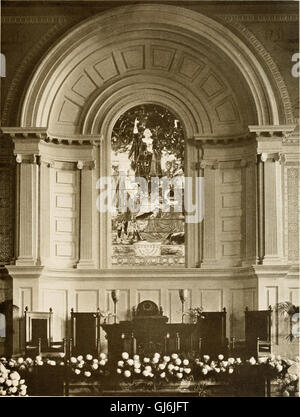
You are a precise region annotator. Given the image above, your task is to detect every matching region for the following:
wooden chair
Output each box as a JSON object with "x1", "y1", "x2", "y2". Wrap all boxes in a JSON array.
[
  {"x1": 70, "y1": 309, "x2": 101, "y2": 357},
  {"x1": 24, "y1": 306, "x2": 65, "y2": 357},
  {"x1": 245, "y1": 306, "x2": 272, "y2": 358}
]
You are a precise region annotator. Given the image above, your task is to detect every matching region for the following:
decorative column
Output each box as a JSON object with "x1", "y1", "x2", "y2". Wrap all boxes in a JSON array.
[
  {"x1": 76, "y1": 159, "x2": 97, "y2": 269},
  {"x1": 15, "y1": 153, "x2": 40, "y2": 265},
  {"x1": 250, "y1": 125, "x2": 295, "y2": 265}
]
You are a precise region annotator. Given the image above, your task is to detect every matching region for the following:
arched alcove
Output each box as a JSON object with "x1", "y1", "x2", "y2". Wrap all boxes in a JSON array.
[{"x1": 20, "y1": 4, "x2": 282, "y2": 135}]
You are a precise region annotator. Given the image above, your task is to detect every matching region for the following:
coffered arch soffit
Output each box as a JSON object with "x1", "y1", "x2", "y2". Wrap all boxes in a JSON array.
[{"x1": 21, "y1": 5, "x2": 282, "y2": 138}]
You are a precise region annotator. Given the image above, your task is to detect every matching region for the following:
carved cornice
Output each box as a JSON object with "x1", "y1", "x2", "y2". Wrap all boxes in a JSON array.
[
  {"x1": 193, "y1": 132, "x2": 252, "y2": 145},
  {"x1": 1, "y1": 127, "x2": 48, "y2": 139},
  {"x1": 45, "y1": 133, "x2": 103, "y2": 146},
  {"x1": 249, "y1": 125, "x2": 296, "y2": 137}
]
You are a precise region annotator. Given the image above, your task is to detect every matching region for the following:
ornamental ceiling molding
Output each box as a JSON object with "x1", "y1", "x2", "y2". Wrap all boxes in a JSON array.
[
  {"x1": 20, "y1": 4, "x2": 281, "y2": 132},
  {"x1": 1, "y1": 16, "x2": 71, "y2": 126},
  {"x1": 217, "y1": 16, "x2": 294, "y2": 124},
  {"x1": 1, "y1": 16, "x2": 67, "y2": 24},
  {"x1": 217, "y1": 14, "x2": 298, "y2": 23}
]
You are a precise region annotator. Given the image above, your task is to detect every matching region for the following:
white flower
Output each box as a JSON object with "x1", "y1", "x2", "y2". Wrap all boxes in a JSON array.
[
  {"x1": 11, "y1": 386, "x2": 17, "y2": 394},
  {"x1": 75, "y1": 369, "x2": 81, "y2": 375},
  {"x1": 6, "y1": 380, "x2": 12, "y2": 387},
  {"x1": 134, "y1": 362, "x2": 141, "y2": 369},
  {"x1": 134, "y1": 368, "x2": 141, "y2": 374},
  {"x1": 124, "y1": 370, "x2": 131, "y2": 378},
  {"x1": 50, "y1": 360, "x2": 56, "y2": 366},
  {"x1": 0, "y1": 377, "x2": 5, "y2": 384},
  {"x1": 142, "y1": 370, "x2": 149, "y2": 377},
  {"x1": 154, "y1": 353, "x2": 160, "y2": 358},
  {"x1": 184, "y1": 368, "x2": 191, "y2": 374},
  {"x1": 269, "y1": 354, "x2": 275, "y2": 361},
  {"x1": 276, "y1": 364, "x2": 283, "y2": 372},
  {"x1": 12, "y1": 380, "x2": 19, "y2": 387},
  {"x1": 175, "y1": 358, "x2": 182, "y2": 366},
  {"x1": 59, "y1": 353, "x2": 65, "y2": 358},
  {"x1": 84, "y1": 371, "x2": 91, "y2": 378},
  {"x1": 70, "y1": 357, "x2": 77, "y2": 364},
  {"x1": 145, "y1": 365, "x2": 152, "y2": 372},
  {"x1": 0, "y1": 390, "x2": 7, "y2": 396},
  {"x1": 17, "y1": 358, "x2": 24, "y2": 364},
  {"x1": 198, "y1": 362, "x2": 204, "y2": 367},
  {"x1": 92, "y1": 363, "x2": 98, "y2": 370},
  {"x1": 171, "y1": 353, "x2": 178, "y2": 360},
  {"x1": 214, "y1": 368, "x2": 220, "y2": 373},
  {"x1": 99, "y1": 353, "x2": 107, "y2": 360},
  {"x1": 163, "y1": 356, "x2": 170, "y2": 363},
  {"x1": 283, "y1": 390, "x2": 290, "y2": 397},
  {"x1": 133, "y1": 355, "x2": 140, "y2": 361},
  {"x1": 99, "y1": 360, "x2": 106, "y2": 366},
  {"x1": 143, "y1": 357, "x2": 150, "y2": 363},
  {"x1": 77, "y1": 355, "x2": 83, "y2": 361},
  {"x1": 127, "y1": 359, "x2": 134, "y2": 366},
  {"x1": 116, "y1": 368, "x2": 122, "y2": 374},
  {"x1": 276, "y1": 355, "x2": 281, "y2": 361},
  {"x1": 221, "y1": 367, "x2": 226, "y2": 373},
  {"x1": 218, "y1": 354, "x2": 224, "y2": 361},
  {"x1": 203, "y1": 355, "x2": 210, "y2": 362},
  {"x1": 160, "y1": 372, "x2": 166, "y2": 378},
  {"x1": 228, "y1": 358, "x2": 235, "y2": 365},
  {"x1": 167, "y1": 364, "x2": 174, "y2": 370},
  {"x1": 258, "y1": 357, "x2": 268, "y2": 364},
  {"x1": 152, "y1": 357, "x2": 159, "y2": 364},
  {"x1": 25, "y1": 358, "x2": 33, "y2": 365},
  {"x1": 35, "y1": 356, "x2": 42, "y2": 362},
  {"x1": 202, "y1": 368, "x2": 208, "y2": 375},
  {"x1": 158, "y1": 364, "x2": 166, "y2": 370},
  {"x1": 228, "y1": 368, "x2": 234, "y2": 374},
  {"x1": 10, "y1": 371, "x2": 20, "y2": 381},
  {"x1": 249, "y1": 357, "x2": 256, "y2": 365},
  {"x1": 176, "y1": 372, "x2": 183, "y2": 379},
  {"x1": 236, "y1": 358, "x2": 242, "y2": 364},
  {"x1": 86, "y1": 354, "x2": 93, "y2": 361},
  {"x1": 183, "y1": 359, "x2": 189, "y2": 366},
  {"x1": 121, "y1": 352, "x2": 129, "y2": 360},
  {"x1": 174, "y1": 366, "x2": 179, "y2": 371},
  {"x1": 77, "y1": 363, "x2": 83, "y2": 369},
  {"x1": 117, "y1": 360, "x2": 124, "y2": 368},
  {"x1": 221, "y1": 361, "x2": 228, "y2": 368},
  {"x1": 149, "y1": 373, "x2": 154, "y2": 378},
  {"x1": 60, "y1": 362, "x2": 64, "y2": 366}
]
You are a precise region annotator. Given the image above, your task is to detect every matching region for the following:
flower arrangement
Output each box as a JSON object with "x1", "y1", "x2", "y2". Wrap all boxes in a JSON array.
[
  {"x1": 70, "y1": 353, "x2": 109, "y2": 379},
  {"x1": 0, "y1": 361, "x2": 27, "y2": 396},
  {"x1": 116, "y1": 352, "x2": 193, "y2": 390},
  {"x1": 193, "y1": 354, "x2": 238, "y2": 381},
  {"x1": 276, "y1": 357, "x2": 299, "y2": 397},
  {"x1": 186, "y1": 307, "x2": 205, "y2": 323}
]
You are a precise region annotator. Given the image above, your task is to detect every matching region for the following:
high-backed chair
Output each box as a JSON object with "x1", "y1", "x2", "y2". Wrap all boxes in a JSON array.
[
  {"x1": 245, "y1": 306, "x2": 272, "y2": 358},
  {"x1": 24, "y1": 306, "x2": 65, "y2": 357},
  {"x1": 70, "y1": 309, "x2": 101, "y2": 357}
]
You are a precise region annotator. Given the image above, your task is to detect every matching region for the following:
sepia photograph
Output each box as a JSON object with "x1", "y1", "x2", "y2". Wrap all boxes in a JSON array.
[{"x1": 0, "y1": 0, "x2": 299, "y2": 402}]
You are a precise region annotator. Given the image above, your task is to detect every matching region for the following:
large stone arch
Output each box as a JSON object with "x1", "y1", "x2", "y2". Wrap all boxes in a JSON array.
[{"x1": 20, "y1": 4, "x2": 282, "y2": 134}]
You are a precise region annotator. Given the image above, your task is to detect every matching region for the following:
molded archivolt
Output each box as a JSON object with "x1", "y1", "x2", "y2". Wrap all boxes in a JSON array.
[{"x1": 20, "y1": 5, "x2": 282, "y2": 138}]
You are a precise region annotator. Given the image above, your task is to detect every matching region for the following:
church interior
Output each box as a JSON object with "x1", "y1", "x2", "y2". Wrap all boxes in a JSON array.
[{"x1": 0, "y1": 0, "x2": 299, "y2": 396}]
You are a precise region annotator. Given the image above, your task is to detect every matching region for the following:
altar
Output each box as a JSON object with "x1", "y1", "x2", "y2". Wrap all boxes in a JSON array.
[{"x1": 102, "y1": 301, "x2": 227, "y2": 362}]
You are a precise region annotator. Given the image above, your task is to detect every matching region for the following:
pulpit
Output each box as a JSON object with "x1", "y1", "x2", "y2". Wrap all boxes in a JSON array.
[{"x1": 102, "y1": 301, "x2": 227, "y2": 361}]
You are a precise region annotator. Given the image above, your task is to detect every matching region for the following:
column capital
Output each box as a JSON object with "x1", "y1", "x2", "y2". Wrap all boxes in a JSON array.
[
  {"x1": 259, "y1": 152, "x2": 285, "y2": 164},
  {"x1": 15, "y1": 154, "x2": 38, "y2": 164},
  {"x1": 77, "y1": 160, "x2": 96, "y2": 170}
]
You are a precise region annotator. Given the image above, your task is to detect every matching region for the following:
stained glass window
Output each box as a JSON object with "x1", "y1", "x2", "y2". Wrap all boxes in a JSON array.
[{"x1": 111, "y1": 104, "x2": 185, "y2": 267}]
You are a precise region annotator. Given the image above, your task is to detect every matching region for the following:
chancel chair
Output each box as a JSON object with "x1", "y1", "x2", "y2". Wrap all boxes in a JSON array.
[
  {"x1": 245, "y1": 306, "x2": 272, "y2": 358},
  {"x1": 70, "y1": 308, "x2": 101, "y2": 357},
  {"x1": 24, "y1": 306, "x2": 66, "y2": 357}
]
